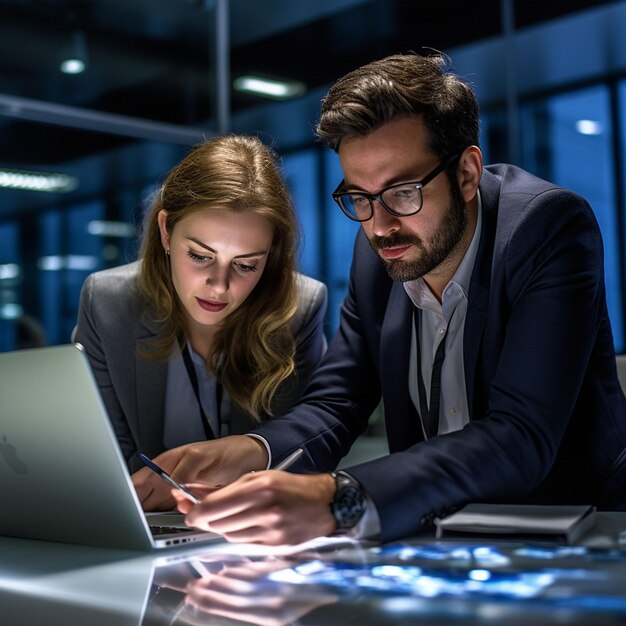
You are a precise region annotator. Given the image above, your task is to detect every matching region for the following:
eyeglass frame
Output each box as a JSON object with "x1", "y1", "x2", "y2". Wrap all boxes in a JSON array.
[{"x1": 331, "y1": 150, "x2": 464, "y2": 222}]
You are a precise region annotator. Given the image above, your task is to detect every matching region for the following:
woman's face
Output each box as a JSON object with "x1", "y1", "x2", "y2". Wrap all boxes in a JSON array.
[{"x1": 158, "y1": 208, "x2": 273, "y2": 337}]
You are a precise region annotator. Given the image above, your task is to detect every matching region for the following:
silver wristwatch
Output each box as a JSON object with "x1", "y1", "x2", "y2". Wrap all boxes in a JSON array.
[{"x1": 330, "y1": 471, "x2": 366, "y2": 534}]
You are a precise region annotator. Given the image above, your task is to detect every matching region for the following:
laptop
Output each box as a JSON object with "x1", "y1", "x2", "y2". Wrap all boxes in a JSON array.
[{"x1": 0, "y1": 343, "x2": 222, "y2": 550}]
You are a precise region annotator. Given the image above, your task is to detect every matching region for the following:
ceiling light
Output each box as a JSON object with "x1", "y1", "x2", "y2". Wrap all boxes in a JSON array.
[
  {"x1": 575, "y1": 119, "x2": 602, "y2": 135},
  {"x1": 61, "y1": 58, "x2": 85, "y2": 74},
  {"x1": 87, "y1": 220, "x2": 136, "y2": 238},
  {"x1": 60, "y1": 30, "x2": 88, "y2": 75},
  {"x1": 0, "y1": 303, "x2": 23, "y2": 320},
  {"x1": 233, "y1": 75, "x2": 306, "y2": 100},
  {"x1": 38, "y1": 255, "x2": 98, "y2": 271},
  {"x1": 0, "y1": 264, "x2": 20, "y2": 281},
  {"x1": 0, "y1": 168, "x2": 78, "y2": 193}
]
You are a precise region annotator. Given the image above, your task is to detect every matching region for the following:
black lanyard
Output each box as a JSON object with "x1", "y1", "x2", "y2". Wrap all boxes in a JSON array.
[
  {"x1": 413, "y1": 309, "x2": 452, "y2": 439},
  {"x1": 181, "y1": 344, "x2": 223, "y2": 440}
]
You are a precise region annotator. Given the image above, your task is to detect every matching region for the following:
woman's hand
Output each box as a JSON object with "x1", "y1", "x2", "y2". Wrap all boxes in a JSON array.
[{"x1": 131, "y1": 435, "x2": 268, "y2": 510}]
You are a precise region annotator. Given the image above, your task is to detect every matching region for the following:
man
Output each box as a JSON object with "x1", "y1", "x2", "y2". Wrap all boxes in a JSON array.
[{"x1": 134, "y1": 52, "x2": 626, "y2": 545}]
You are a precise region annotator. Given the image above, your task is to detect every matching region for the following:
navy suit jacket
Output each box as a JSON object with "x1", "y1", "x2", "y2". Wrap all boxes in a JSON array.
[{"x1": 253, "y1": 164, "x2": 626, "y2": 542}]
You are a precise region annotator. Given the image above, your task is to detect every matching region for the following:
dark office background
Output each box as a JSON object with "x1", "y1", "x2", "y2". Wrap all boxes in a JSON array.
[{"x1": 0, "y1": 0, "x2": 625, "y2": 353}]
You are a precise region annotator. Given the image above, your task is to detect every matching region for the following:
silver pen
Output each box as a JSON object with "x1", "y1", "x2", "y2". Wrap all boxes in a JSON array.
[{"x1": 273, "y1": 447, "x2": 304, "y2": 471}]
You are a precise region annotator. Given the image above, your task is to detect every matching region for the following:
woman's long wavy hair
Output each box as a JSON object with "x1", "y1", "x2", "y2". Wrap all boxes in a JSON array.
[{"x1": 138, "y1": 134, "x2": 299, "y2": 420}]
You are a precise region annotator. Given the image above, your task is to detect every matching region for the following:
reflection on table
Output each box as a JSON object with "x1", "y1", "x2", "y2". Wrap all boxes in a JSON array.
[{"x1": 2, "y1": 512, "x2": 626, "y2": 626}]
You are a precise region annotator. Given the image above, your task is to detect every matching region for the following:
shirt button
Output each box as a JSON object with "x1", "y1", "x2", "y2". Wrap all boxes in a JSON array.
[
  {"x1": 439, "y1": 328, "x2": 446, "y2": 336},
  {"x1": 449, "y1": 407, "x2": 457, "y2": 415}
]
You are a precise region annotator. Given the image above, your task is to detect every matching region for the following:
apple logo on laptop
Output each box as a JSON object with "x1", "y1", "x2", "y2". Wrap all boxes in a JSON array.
[{"x1": 0, "y1": 435, "x2": 28, "y2": 474}]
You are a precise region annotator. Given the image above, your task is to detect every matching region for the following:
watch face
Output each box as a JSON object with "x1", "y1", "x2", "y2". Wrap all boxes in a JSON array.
[{"x1": 333, "y1": 480, "x2": 365, "y2": 532}]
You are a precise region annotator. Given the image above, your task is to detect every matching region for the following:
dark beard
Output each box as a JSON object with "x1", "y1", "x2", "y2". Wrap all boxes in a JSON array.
[{"x1": 368, "y1": 178, "x2": 469, "y2": 282}]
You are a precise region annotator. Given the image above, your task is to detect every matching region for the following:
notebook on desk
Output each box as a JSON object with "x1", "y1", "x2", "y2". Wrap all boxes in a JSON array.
[
  {"x1": 434, "y1": 503, "x2": 597, "y2": 545},
  {"x1": 0, "y1": 343, "x2": 222, "y2": 551}
]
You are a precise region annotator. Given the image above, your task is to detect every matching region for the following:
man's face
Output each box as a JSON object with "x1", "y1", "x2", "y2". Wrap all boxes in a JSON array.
[{"x1": 337, "y1": 116, "x2": 469, "y2": 283}]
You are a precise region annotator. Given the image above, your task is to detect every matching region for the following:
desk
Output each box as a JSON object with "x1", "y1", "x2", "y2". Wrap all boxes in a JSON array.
[{"x1": 2, "y1": 512, "x2": 626, "y2": 626}]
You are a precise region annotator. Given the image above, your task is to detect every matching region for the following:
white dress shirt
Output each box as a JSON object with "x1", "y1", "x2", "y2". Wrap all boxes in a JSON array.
[{"x1": 404, "y1": 193, "x2": 482, "y2": 438}]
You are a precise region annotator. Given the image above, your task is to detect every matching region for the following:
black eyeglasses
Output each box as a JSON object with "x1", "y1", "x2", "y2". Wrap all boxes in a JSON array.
[{"x1": 332, "y1": 151, "x2": 463, "y2": 222}]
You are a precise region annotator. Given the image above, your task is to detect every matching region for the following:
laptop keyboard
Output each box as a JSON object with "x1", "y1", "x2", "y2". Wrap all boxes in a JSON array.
[{"x1": 150, "y1": 525, "x2": 191, "y2": 536}]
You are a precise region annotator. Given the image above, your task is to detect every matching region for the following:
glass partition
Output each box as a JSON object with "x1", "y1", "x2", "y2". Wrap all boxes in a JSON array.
[{"x1": 520, "y1": 86, "x2": 624, "y2": 352}]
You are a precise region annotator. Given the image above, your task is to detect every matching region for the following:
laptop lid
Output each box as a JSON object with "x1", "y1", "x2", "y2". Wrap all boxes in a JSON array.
[{"x1": 0, "y1": 343, "x2": 220, "y2": 551}]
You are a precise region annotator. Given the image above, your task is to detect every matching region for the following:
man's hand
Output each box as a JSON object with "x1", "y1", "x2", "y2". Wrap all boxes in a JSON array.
[
  {"x1": 174, "y1": 471, "x2": 337, "y2": 545},
  {"x1": 131, "y1": 435, "x2": 268, "y2": 511}
]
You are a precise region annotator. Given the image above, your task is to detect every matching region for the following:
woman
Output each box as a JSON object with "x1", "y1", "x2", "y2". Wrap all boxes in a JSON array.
[{"x1": 73, "y1": 135, "x2": 327, "y2": 471}]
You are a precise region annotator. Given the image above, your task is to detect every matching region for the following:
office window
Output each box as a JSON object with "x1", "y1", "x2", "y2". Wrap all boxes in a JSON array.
[
  {"x1": 619, "y1": 79, "x2": 626, "y2": 354},
  {"x1": 520, "y1": 86, "x2": 624, "y2": 352},
  {"x1": 38, "y1": 204, "x2": 102, "y2": 346},
  {"x1": 282, "y1": 150, "x2": 323, "y2": 280},
  {"x1": 479, "y1": 109, "x2": 507, "y2": 165},
  {"x1": 324, "y1": 151, "x2": 360, "y2": 335},
  {"x1": 0, "y1": 222, "x2": 21, "y2": 350}
]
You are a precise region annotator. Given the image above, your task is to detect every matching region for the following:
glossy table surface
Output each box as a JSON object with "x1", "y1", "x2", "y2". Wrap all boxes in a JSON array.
[{"x1": 2, "y1": 512, "x2": 626, "y2": 626}]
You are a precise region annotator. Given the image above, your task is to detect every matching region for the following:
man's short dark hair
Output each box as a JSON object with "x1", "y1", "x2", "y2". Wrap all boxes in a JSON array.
[{"x1": 316, "y1": 52, "x2": 480, "y2": 159}]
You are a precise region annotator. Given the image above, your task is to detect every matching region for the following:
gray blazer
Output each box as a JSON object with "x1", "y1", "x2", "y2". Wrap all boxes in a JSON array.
[{"x1": 73, "y1": 261, "x2": 328, "y2": 470}]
